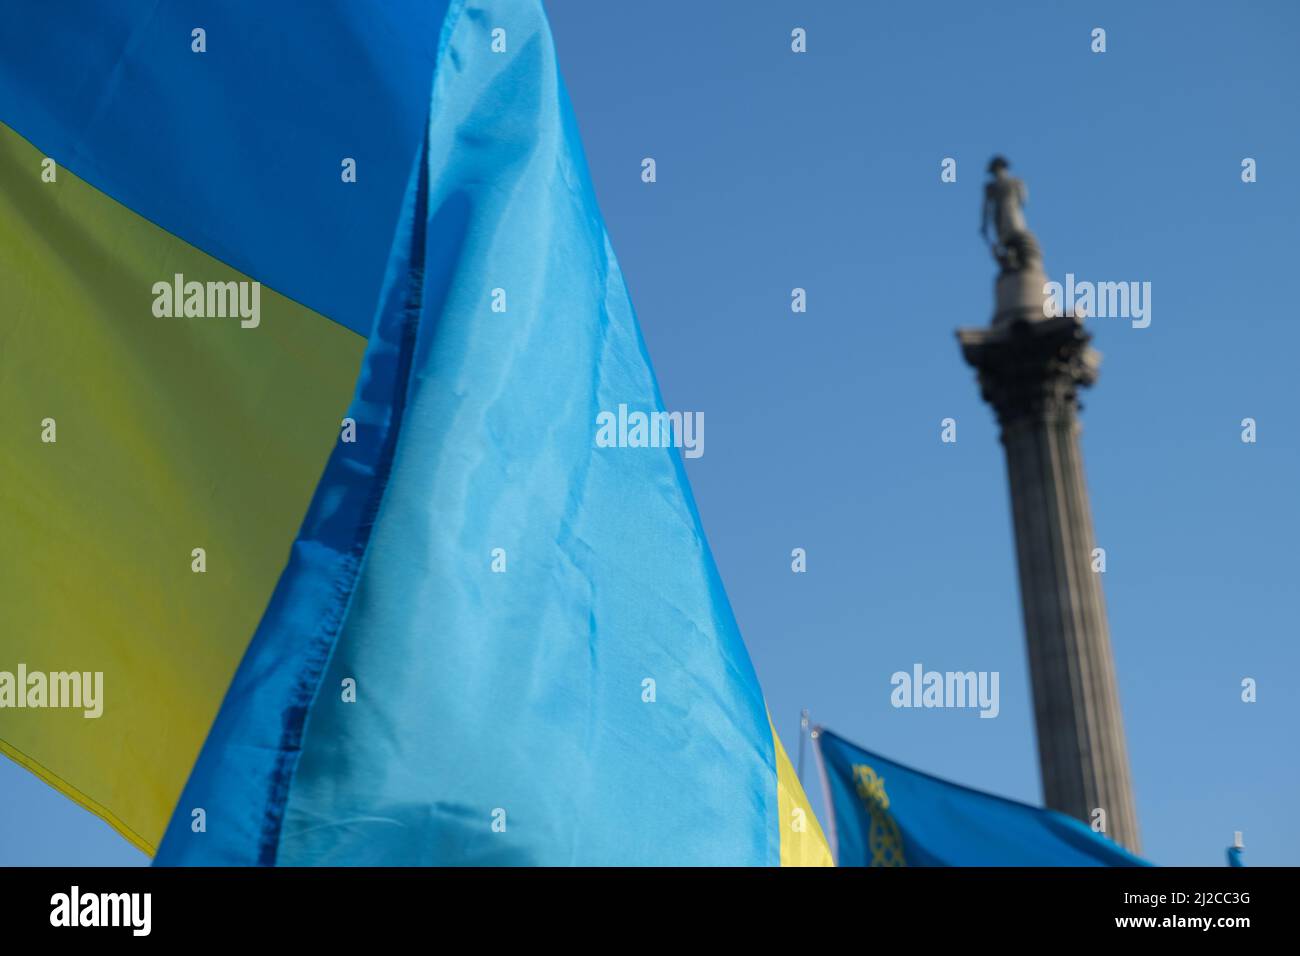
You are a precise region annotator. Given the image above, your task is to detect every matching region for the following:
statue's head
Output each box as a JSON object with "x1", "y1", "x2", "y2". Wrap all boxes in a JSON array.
[{"x1": 987, "y1": 155, "x2": 1010, "y2": 175}]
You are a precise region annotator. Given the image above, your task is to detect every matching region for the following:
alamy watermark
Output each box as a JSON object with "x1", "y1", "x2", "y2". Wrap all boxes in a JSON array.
[
  {"x1": 50, "y1": 886, "x2": 150, "y2": 936},
  {"x1": 891, "y1": 663, "x2": 999, "y2": 718},
  {"x1": 595, "y1": 404, "x2": 704, "y2": 459},
  {"x1": 1043, "y1": 273, "x2": 1151, "y2": 328},
  {"x1": 152, "y1": 272, "x2": 260, "y2": 328},
  {"x1": 0, "y1": 664, "x2": 103, "y2": 718}
]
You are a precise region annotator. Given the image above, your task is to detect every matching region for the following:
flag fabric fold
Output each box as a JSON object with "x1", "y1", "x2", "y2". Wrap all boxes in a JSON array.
[{"x1": 153, "y1": 0, "x2": 829, "y2": 866}]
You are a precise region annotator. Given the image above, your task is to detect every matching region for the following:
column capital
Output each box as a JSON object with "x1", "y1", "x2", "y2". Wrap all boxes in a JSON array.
[{"x1": 957, "y1": 315, "x2": 1101, "y2": 430}]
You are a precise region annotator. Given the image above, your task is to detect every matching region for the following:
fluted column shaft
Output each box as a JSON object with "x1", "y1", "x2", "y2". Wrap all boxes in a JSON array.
[{"x1": 959, "y1": 314, "x2": 1140, "y2": 853}]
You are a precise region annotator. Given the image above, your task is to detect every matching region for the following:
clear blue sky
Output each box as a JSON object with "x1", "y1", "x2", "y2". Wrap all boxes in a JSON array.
[{"x1": 3, "y1": 0, "x2": 1296, "y2": 866}]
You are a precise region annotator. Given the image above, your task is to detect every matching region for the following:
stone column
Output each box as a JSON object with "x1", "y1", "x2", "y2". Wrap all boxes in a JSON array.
[{"x1": 958, "y1": 274, "x2": 1141, "y2": 853}]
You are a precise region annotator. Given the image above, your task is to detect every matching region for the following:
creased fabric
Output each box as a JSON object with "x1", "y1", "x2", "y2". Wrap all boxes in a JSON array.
[{"x1": 155, "y1": 0, "x2": 829, "y2": 866}]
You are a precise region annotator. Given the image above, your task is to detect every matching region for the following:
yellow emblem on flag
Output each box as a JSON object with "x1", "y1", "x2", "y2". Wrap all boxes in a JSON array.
[{"x1": 853, "y1": 763, "x2": 907, "y2": 867}]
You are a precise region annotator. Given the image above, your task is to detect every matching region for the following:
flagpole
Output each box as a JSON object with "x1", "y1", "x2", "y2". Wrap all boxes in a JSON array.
[
  {"x1": 796, "y1": 708, "x2": 810, "y2": 783},
  {"x1": 1227, "y1": 830, "x2": 1245, "y2": 867},
  {"x1": 809, "y1": 725, "x2": 839, "y2": 866}
]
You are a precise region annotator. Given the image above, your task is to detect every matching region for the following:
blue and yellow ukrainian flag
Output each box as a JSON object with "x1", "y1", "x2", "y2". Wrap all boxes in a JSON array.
[
  {"x1": 816, "y1": 728, "x2": 1148, "y2": 866},
  {"x1": 0, "y1": 1, "x2": 829, "y2": 865}
]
